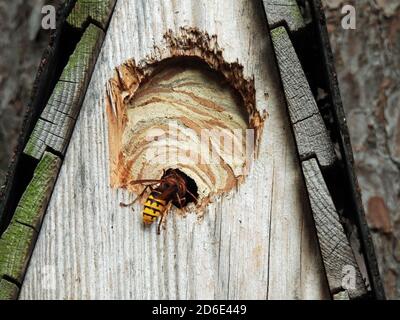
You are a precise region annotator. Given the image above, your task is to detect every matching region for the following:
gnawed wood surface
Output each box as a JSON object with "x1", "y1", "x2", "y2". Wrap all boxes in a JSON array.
[
  {"x1": 106, "y1": 28, "x2": 262, "y2": 208},
  {"x1": 108, "y1": 62, "x2": 251, "y2": 203},
  {"x1": 67, "y1": 0, "x2": 116, "y2": 30},
  {"x1": 20, "y1": 0, "x2": 329, "y2": 299}
]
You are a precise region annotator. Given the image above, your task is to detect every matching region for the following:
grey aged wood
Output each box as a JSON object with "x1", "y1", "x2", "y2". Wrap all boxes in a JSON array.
[
  {"x1": 20, "y1": 0, "x2": 329, "y2": 299},
  {"x1": 269, "y1": 22, "x2": 366, "y2": 298},
  {"x1": 262, "y1": 0, "x2": 305, "y2": 32},
  {"x1": 24, "y1": 0, "x2": 117, "y2": 161},
  {"x1": 0, "y1": 152, "x2": 61, "y2": 287},
  {"x1": 0, "y1": 0, "x2": 116, "y2": 301},
  {"x1": 0, "y1": 278, "x2": 19, "y2": 300},
  {"x1": 67, "y1": 0, "x2": 116, "y2": 30},
  {"x1": 302, "y1": 158, "x2": 367, "y2": 298},
  {"x1": 24, "y1": 24, "x2": 104, "y2": 160},
  {"x1": 270, "y1": 26, "x2": 336, "y2": 168}
]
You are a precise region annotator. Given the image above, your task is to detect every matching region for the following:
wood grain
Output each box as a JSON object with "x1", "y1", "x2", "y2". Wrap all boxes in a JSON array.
[
  {"x1": 262, "y1": 0, "x2": 305, "y2": 32},
  {"x1": 0, "y1": 152, "x2": 60, "y2": 288},
  {"x1": 106, "y1": 33, "x2": 260, "y2": 206},
  {"x1": 302, "y1": 158, "x2": 367, "y2": 298},
  {"x1": 12, "y1": 152, "x2": 61, "y2": 231},
  {"x1": 24, "y1": 24, "x2": 104, "y2": 160},
  {"x1": 269, "y1": 23, "x2": 366, "y2": 298},
  {"x1": 0, "y1": 222, "x2": 36, "y2": 284},
  {"x1": 270, "y1": 26, "x2": 336, "y2": 168},
  {"x1": 20, "y1": 0, "x2": 329, "y2": 299},
  {"x1": 67, "y1": 0, "x2": 116, "y2": 30}
]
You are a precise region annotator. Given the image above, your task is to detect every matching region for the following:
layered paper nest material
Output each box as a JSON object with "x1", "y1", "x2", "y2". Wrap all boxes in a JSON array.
[{"x1": 106, "y1": 27, "x2": 263, "y2": 209}]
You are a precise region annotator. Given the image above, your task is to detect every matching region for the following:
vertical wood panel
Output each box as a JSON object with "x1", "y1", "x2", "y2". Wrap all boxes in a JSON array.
[{"x1": 20, "y1": 0, "x2": 329, "y2": 299}]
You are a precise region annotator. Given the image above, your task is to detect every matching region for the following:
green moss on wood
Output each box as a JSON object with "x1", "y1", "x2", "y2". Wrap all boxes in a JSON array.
[
  {"x1": 0, "y1": 152, "x2": 60, "y2": 286},
  {"x1": 24, "y1": 24, "x2": 104, "y2": 160},
  {"x1": 13, "y1": 152, "x2": 61, "y2": 229},
  {"x1": 67, "y1": 0, "x2": 116, "y2": 29},
  {"x1": 270, "y1": 26, "x2": 287, "y2": 41},
  {"x1": 0, "y1": 278, "x2": 19, "y2": 300},
  {"x1": 264, "y1": 0, "x2": 305, "y2": 32},
  {"x1": 0, "y1": 222, "x2": 36, "y2": 283},
  {"x1": 23, "y1": 130, "x2": 46, "y2": 160},
  {"x1": 289, "y1": 2, "x2": 305, "y2": 29},
  {"x1": 60, "y1": 23, "x2": 104, "y2": 83}
]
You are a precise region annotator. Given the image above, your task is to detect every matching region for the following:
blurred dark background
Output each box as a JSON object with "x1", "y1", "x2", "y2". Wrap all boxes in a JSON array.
[
  {"x1": 324, "y1": 0, "x2": 399, "y2": 299},
  {"x1": 0, "y1": 0, "x2": 398, "y2": 299},
  {"x1": 0, "y1": 0, "x2": 62, "y2": 184}
]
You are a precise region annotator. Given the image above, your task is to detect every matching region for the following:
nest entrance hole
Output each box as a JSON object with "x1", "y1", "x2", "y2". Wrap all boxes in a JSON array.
[{"x1": 162, "y1": 168, "x2": 198, "y2": 209}]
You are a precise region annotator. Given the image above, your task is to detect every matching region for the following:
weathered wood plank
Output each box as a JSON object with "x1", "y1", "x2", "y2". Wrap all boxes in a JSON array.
[
  {"x1": 24, "y1": 24, "x2": 104, "y2": 160},
  {"x1": 0, "y1": 278, "x2": 19, "y2": 300},
  {"x1": 20, "y1": 0, "x2": 329, "y2": 299},
  {"x1": 0, "y1": 0, "x2": 76, "y2": 230},
  {"x1": 13, "y1": 153, "x2": 61, "y2": 230},
  {"x1": 0, "y1": 152, "x2": 60, "y2": 288},
  {"x1": 270, "y1": 26, "x2": 336, "y2": 168},
  {"x1": 302, "y1": 158, "x2": 367, "y2": 299},
  {"x1": 0, "y1": 1, "x2": 115, "y2": 299},
  {"x1": 0, "y1": 222, "x2": 36, "y2": 284},
  {"x1": 262, "y1": 0, "x2": 305, "y2": 32},
  {"x1": 269, "y1": 22, "x2": 367, "y2": 299},
  {"x1": 67, "y1": 0, "x2": 116, "y2": 30}
]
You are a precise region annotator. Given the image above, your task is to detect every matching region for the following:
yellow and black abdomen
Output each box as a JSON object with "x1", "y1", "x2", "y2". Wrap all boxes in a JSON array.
[{"x1": 142, "y1": 193, "x2": 167, "y2": 224}]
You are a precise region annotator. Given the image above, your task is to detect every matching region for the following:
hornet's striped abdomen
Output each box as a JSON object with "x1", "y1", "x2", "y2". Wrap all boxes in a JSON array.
[{"x1": 143, "y1": 193, "x2": 167, "y2": 224}]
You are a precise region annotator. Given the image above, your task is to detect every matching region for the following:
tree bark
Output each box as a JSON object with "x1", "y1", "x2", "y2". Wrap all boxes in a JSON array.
[{"x1": 323, "y1": 0, "x2": 400, "y2": 299}]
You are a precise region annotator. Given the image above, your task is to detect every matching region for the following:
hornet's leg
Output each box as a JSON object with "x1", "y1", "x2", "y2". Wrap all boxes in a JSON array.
[
  {"x1": 175, "y1": 193, "x2": 189, "y2": 216},
  {"x1": 120, "y1": 185, "x2": 151, "y2": 208},
  {"x1": 187, "y1": 190, "x2": 197, "y2": 204},
  {"x1": 157, "y1": 212, "x2": 165, "y2": 235},
  {"x1": 157, "y1": 202, "x2": 172, "y2": 235},
  {"x1": 175, "y1": 193, "x2": 187, "y2": 210}
]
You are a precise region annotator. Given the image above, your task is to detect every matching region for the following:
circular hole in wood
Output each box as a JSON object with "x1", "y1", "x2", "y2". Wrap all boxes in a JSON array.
[
  {"x1": 162, "y1": 168, "x2": 198, "y2": 208},
  {"x1": 106, "y1": 28, "x2": 262, "y2": 211}
]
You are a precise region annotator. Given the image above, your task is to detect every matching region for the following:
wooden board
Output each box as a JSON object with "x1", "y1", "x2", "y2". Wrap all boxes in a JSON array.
[
  {"x1": 268, "y1": 24, "x2": 366, "y2": 298},
  {"x1": 67, "y1": 0, "x2": 116, "y2": 30},
  {"x1": 0, "y1": 1, "x2": 116, "y2": 300},
  {"x1": 20, "y1": 0, "x2": 329, "y2": 299},
  {"x1": 302, "y1": 158, "x2": 367, "y2": 299},
  {"x1": 24, "y1": 24, "x2": 104, "y2": 160},
  {"x1": 262, "y1": 0, "x2": 305, "y2": 32},
  {"x1": 0, "y1": 152, "x2": 60, "y2": 286},
  {"x1": 0, "y1": 0, "x2": 76, "y2": 231},
  {"x1": 0, "y1": 278, "x2": 19, "y2": 300}
]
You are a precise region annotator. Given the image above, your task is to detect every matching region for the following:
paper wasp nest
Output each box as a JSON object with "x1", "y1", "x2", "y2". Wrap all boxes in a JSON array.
[{"x1": 106, "y1": 28, "x2": 263, "y2": 208}]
